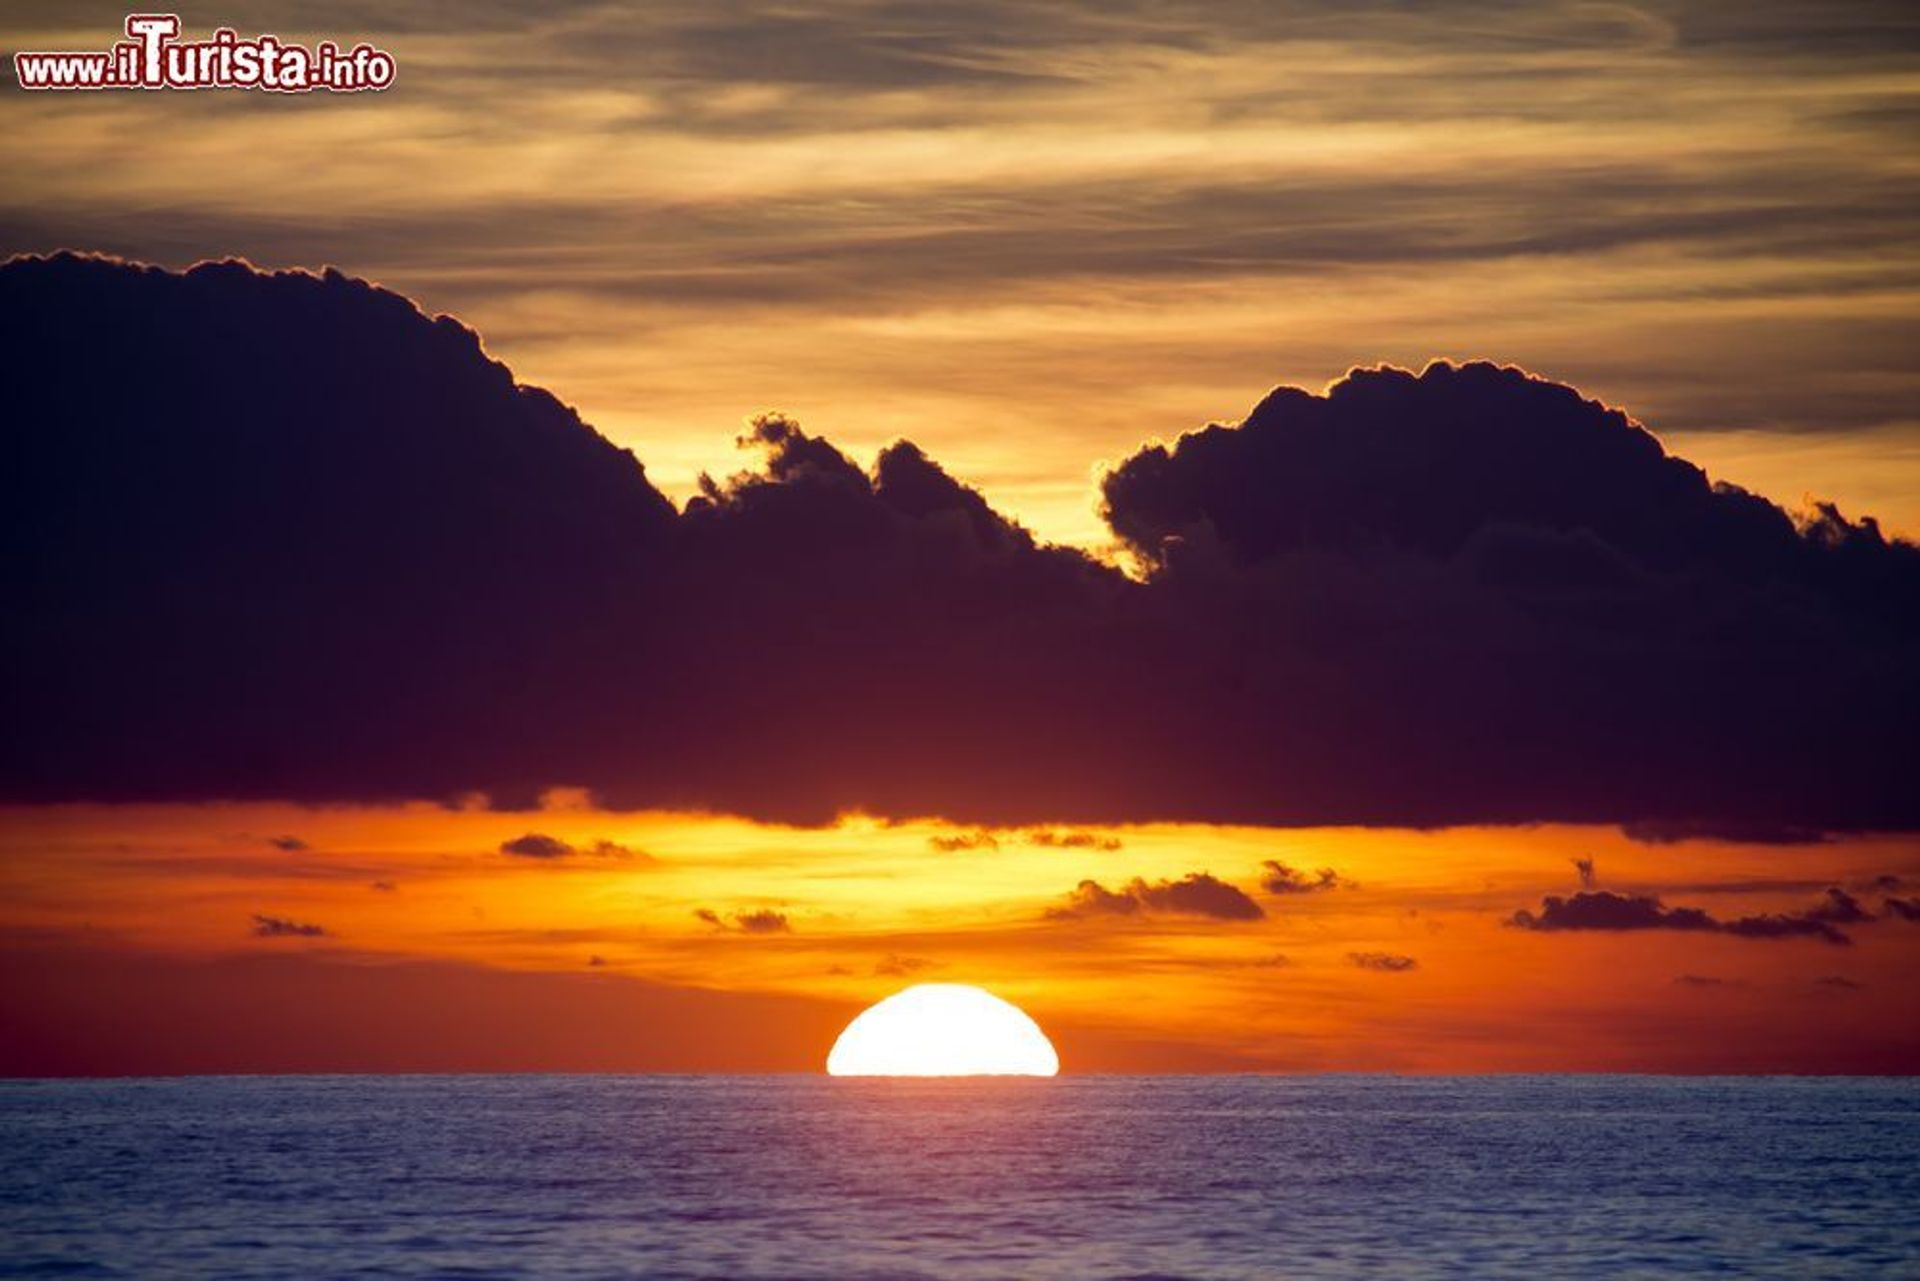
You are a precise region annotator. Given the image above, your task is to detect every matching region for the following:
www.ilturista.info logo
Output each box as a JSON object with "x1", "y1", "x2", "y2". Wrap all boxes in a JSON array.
[{"x1": 13, "y1": 14, "x2": 395, "y2": 93}]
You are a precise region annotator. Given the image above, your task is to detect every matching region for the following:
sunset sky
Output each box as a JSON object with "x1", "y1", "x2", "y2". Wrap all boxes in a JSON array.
[{"x1": 3, "y1": 1, "x2": 1916, "y2": 1074}]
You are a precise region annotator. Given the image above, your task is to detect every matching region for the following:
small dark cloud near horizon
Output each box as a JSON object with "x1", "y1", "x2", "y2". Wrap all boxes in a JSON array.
[
  {"x1": 1048, "y1": 873, "x2": 1265, "y2": 922},
  {"x1": 1805, "y1": 888, "x2": 1873, "y2": 926},
  {"x1": 1884, "y1": 897, "x2": 1920, "y2": 921},
  {"x1": 251, "y1": 913, "x2": 327, "y2": 938},
  {"x1": 1258, "y1": 860, "x2": 1351, "y2": 895},
  {"x1": 1720, "y1": 916, "x2": 1848, "y2": 944},
  {"x1": 926, "y1": 827, "x2": 1122, "y2": 851},
  {"x1": 370, "y1": 880, "x2": 397, "y2": 892},
  {"x1": 1348, "y1": 951, "x2": 1418, "y2": 973},
  {"x1": 1815, "y1": 975, "x2": 1865, "y2": 991},
  {"x1": 929, "y1": 830, "x2": 999, "y2": 852},
  {"x1": 498, "y1": 834, "x2": 649, "y2": 862},
  {"x1": 734, "y1": 909, "x2": 790, "y2": 935},
  {"x1": 1027, "y1": 829, "x2": 1123, "y2": 851},
  {"x1": 1508, "y1": 891, "x2": 1711, "y2": 933},
  {"x1": 4, "y1": 255, "x2": 1916, "y2": 835},
  {"x1": 500, "y1": 833, "x2": 574, "y2": 860},
  {"x1": 1619, "y1": 820, "x2": 1835, "y2": 846},
  {"x1": 695, "y1": 907, "x2": 793, "y2": 935},
  {"x1": 1508, "y1": 888, "x2": 1868, "y2": 946},
  {"x1": 588, "y1": 839, "x2": 651, "y2": 861},
  {"x1": 268, "y1": 835, "x2": 309, "y2": 852}
]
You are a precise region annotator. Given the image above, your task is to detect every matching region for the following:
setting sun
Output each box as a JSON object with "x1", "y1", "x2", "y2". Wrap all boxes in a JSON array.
[{"x1": 826, "y1": 984, "x2": 1061, "y2": 1077}]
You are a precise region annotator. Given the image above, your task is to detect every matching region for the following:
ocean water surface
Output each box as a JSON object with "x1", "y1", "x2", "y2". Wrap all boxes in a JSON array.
[{"x1": 2, "y1": 1075, "x2": 1915, "y2": 1278}]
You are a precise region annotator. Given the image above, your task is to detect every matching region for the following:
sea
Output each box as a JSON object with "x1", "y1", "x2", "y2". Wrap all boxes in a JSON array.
[{"x1": 2, "y1": 1075, "x2": 1915, "y2": 1278}]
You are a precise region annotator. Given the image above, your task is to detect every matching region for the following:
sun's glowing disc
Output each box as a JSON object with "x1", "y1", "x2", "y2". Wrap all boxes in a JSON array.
[{"x1": 826, "y1": 983, "x2": 1061, "y2": 1076}]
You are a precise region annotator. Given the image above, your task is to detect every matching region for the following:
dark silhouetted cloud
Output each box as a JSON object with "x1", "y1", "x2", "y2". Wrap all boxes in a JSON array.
[
  {"x1": 928, "y1": 831, "x2": 1000, "y2": 852},
  {"x1": 928, "y1": 827, "x2": 1121, "y2": 851},
  {"x1": 1510, "y1": 891, "x2": 1719, "y2": 934},
  {"x1": 1720, "y1": 914, "x2": 1851, "y2": 945},
  {"x1": 1048, "y1": 880, "x2": 1141, "y2": 919},
  {"x1": 498, "y1": 835, "x2": 649, "y2": 861},
  {"x1": 4, "y1": 257, "x2": 1916, "y2": 834},
  {"x1": 1619, "y1": 820, "x2": 1836, "y2": 846},
  {"x1": 1573, "y1": 856, "x2": 1597, "y2": 889},
  {"x1": 1509, "y1": 888, "x2": 1864, "y2": 946},
  {"x1": 1883, "y1": 897, "x2": 1920, "y2": 921},
  {"x1": 1258, "y1": 860, "x2": 1350, "y2": 894},
  {"x1": 1348, "y1": 951, "x2": 1418, "y2": 973},
  {"x1": 500, "y1": 833, "x2": 574, "y2": 860},
  {"x1": 1805, "y1": 888, "x2": 1873, "y2": 925},
  {"x1": 1028, "y1": 829, "x2": 1123, "y2": 851},
  {"x1": 370, "y1": 881, "x2": 397, "y2": 892},
  {"x1": 268, "y1": 835, "x2": 309, "y2": 852},
  {"x1": 1132, "y1": 874, "x2": 1264, "y2": 920},
  {"x1": 1049, "y1": 873, "x2": 1264, "y2": 922},
  {"x1": 735, "y1": 909, "x2": 791, "y2": 935},
  {"x1": 695, "y1": 907, "x2": 792, "y2": 935},
  {"x1": 588, "y1": 840, "x2": 651, "y2": 862},
  {"x1": 251, "y1": 914, "x2": 327, "y2": 938},
  {"x1": 1099, "y1": 361, "x2": 1917, "y2": 834}
]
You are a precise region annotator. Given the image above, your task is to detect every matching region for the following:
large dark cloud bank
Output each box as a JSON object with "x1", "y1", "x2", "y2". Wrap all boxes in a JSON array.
[{"x1": 3, "y1": 254, "x2": 1915, "y2": 832}]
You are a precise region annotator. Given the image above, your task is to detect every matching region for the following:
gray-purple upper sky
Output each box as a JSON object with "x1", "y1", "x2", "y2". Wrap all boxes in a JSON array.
[{"x1": 6, "y1": 0, "x2": 1917, "y2": 542}]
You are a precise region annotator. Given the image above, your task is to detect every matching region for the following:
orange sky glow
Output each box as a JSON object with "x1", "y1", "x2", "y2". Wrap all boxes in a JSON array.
[{"x1": 4, "y1": 803, "x2": 1914, "y2": 1073}]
